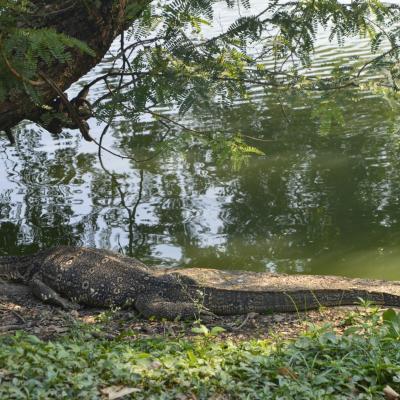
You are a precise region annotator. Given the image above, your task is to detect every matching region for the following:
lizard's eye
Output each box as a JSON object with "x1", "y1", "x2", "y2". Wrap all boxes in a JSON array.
[
  {"x1": 65, "y1": 258, "x2": 74, "y2": 266},
  {"x1": 82, "y1": 281, "x2": 89, "y2": 290}
]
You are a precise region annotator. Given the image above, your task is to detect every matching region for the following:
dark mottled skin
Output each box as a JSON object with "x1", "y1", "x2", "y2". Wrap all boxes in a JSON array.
[{"x1": 2, "y1": 246, "x2": 400, "y2": 319}]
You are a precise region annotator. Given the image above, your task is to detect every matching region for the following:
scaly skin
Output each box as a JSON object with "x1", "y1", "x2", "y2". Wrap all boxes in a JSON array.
[{"x1": 2, "y1": 246, "x2": 400, "y2": 319}]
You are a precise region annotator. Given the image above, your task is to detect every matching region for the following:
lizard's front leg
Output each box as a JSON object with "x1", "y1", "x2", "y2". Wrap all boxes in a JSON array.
[{"x1": 30, "y1": 276, "x2": 79, "y2": 310}]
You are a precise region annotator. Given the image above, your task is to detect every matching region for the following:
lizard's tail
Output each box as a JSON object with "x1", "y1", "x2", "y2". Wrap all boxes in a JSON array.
[{"x1": 0, "y1": 255, "x2": 31, "y2": 282}]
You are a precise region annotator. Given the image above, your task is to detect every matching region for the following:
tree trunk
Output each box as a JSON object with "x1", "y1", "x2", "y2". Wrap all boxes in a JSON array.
[{"x1": 0, "y1": 0, "x2": 149, "y2": 137}]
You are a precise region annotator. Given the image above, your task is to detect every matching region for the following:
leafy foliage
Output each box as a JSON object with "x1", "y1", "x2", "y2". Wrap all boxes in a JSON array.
[
  {"x1": 2, "y1": 0, "x2": 400, "y2": 159},
  {"x1": 209, "y1": 133, "x2": 266, "y2": 170},
  {"x1": 2, "y1": 306, "x2": 400, "y2": 398},
  {"x1": 0, "y1": 2, "x2": 94, "y2": 102},
  {"x1": 0, "y1": 28, "x2": 94, "y2": 102},
  {"x1": 90, "y1": 0, "x2": 400, "y2": 160}
]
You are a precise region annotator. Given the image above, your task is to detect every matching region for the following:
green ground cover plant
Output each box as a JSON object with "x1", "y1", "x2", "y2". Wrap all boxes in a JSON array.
[{"x1": 1, "y1": 305, "x2": 400, "y2": 399}]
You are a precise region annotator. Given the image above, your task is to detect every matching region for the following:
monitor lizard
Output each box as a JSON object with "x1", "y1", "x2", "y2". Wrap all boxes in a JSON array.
[{"x1": 1, "y1": 246, "x2": 400, "y2": 319}]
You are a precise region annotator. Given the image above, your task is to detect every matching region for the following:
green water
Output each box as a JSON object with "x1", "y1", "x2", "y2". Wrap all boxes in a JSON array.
[
  {"x1": 2, "y1": 87, "x2": 400, "y2": 280},
  {"x1": 2, "y1": 5, "x2": 400, "y2": 280}
]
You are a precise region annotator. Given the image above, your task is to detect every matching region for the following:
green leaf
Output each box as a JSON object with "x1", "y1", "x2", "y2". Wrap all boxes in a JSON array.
[
  {"x1": 191, "y1": 324, "x2": 209, "y2": 336},
  {"x1": 383, "y1": 308, "x2": 398, "y2": 323},
  {"x1": 210, "y1": 326, "x2": 226, "y2": 336}
]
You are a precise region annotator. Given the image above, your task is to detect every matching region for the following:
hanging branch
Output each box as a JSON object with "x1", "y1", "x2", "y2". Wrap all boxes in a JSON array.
[{"x1": 38, "y1": 72, "x2": 93, "y2": 142}]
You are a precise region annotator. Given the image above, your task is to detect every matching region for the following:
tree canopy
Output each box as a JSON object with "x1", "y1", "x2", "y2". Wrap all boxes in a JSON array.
[{"x1": 1, "y1": 0, "x2": 400, "y2": 146}]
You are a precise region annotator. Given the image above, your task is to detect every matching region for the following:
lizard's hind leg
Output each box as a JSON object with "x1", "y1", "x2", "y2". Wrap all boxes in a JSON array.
[
  {"x1": 30, "y1": 277, "x2": 79, "y2": 310},
  {"x1": 135, "y1": 295, "x2": 216, "y2": 320}
]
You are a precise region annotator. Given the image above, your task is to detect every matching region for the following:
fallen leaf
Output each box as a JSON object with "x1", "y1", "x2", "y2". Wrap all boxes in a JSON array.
[
  {"x1": 150, "y1": 360, "x2": 162, "y2": 369},
  {"x1": 273, "y1": 315, "x2": 285, "y2": 323},
  {"x1": 0, "y1": 369, "x2": 10, "y2": 377},
  {"x1": 277, "y1": 367, "x2": 298, "y2": 380},
  {"x1": 47, "y1": 325, "x2": 69, "y2": 333},
  {"x1": 384, "y1": 385, "x2": 400, "y2": 400},
  {"x1": 101, "y1": 385, "x2": 141, "y2": 400},
  {"x1": 175, "y1": 393, "x2": 198, "y2": 400}
]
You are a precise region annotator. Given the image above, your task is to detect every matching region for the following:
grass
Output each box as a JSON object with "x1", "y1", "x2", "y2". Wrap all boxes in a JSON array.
[{"x1": 1, "y1": 304, "x2": 400, "y2": 399}]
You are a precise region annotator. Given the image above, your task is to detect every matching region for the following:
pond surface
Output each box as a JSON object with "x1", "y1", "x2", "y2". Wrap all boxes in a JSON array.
[{"x1": 1, "y1": 2, "x2": 400, "y2": 280}]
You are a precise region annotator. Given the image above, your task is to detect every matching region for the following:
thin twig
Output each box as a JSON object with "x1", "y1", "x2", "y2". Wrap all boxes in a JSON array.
[{"x1": 11, "y1": 310, "x2": 26, "y2": 324}]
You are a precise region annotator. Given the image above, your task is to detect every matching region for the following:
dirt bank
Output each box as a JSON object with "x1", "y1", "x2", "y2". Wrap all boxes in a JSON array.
[{"x1": 0, "y1": 281, "x2": 377, "y2": 341}]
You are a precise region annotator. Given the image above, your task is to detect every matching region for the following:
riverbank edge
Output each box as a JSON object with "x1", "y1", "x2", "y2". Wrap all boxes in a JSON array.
[{"x1": 0, "y1": 281, "x2": 390, "y2": 340}]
